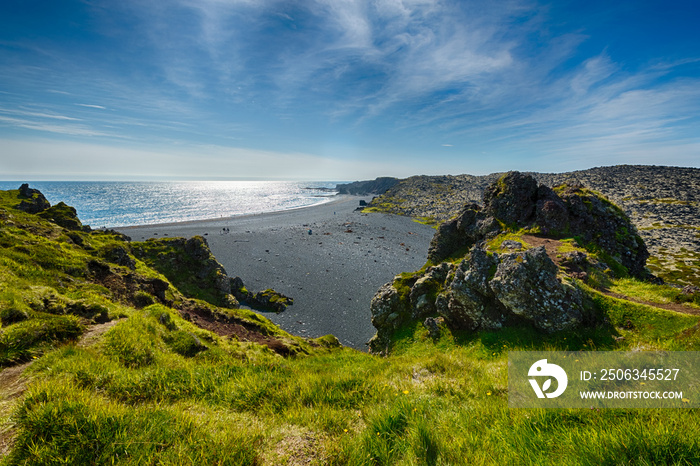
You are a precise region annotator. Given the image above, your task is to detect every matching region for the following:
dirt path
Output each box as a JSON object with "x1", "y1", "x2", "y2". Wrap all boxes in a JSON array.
[
  {"x1": 0, "y1": 319, "x2": 121, "y2": 458},
  {"x1": 180, "y1": 304, "x2": 296, "y2": 356},
  {"x1": 520, "y1": 234, "x2": 700, "y2": 317},
  {"x1": 601, "y1": 290, "x2": 700, "y2": 316},
  {"x1": 520, "y1": 234, "x2": 565, "y2": 264},
  {"x1": 0, "y1": 361, "x2": 32, "y2": 457}
]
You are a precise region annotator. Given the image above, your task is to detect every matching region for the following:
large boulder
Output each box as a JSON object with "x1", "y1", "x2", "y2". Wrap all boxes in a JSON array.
[
  {"x1": 556, "y1": 184, "x2": 649, "y2": 277},
  {"x1": 534, "y1": 185, "x2": 569, "y2": 234},
  {"x1": 409, "y1": 262, "x2": 451, "y2": 319},
  {"x1": 490, "y1": 247, "x2": 585, "y2": 332},
  {"x1": 436, "y1": 247, "x2": 505, "y2": 330},
  {"x1": 368, "y1": 282, "x2": 406, "y2": 354},
  {"x1": 370, "y1": 245, "x2": 588, "y2": 352},
  {"x1": 427, "y1": 204, "x2": 499, "y2": 263},
  {"x1": 439, "y1": 246, "x2": 584, "y2": 332},
  {"x1": 483, "y1": 171, "x2": 539, "y2": 226},
  {"x1": 16, "y1": 183, "x2": 51, "y2": 214}
]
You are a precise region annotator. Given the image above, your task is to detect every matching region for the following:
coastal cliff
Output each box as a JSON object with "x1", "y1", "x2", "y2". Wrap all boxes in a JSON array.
[
  {"x1": 335, "y1": 177, "x2": 400, "y2": 195},
  {"x1": 0, "y1": 185, "x2": 327, "y2": 367}
]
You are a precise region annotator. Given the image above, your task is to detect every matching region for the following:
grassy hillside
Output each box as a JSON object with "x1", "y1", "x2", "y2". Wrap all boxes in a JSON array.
[{"x1": 1, "y1": 186, "x2": 699, "y2": 465}]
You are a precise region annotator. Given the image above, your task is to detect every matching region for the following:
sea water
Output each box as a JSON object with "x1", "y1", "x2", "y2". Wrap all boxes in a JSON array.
[{"x1": 0, "y1": 181, "x2": 338, "y2": 228}]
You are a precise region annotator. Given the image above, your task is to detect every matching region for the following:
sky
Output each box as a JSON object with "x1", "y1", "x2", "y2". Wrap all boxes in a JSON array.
[{"x1": 0, "y1": 0, "x2": 699, "y2": 181}]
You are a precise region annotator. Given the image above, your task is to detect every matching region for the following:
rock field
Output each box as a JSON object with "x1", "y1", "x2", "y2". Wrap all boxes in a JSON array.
[{"x1": 367, "y1": 165, "x2": 700, "y2": 286}]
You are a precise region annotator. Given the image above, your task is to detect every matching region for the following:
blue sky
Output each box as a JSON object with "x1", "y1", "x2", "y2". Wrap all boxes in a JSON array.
[{"x1": 1, "y1": 0, "x2": 698, "y2": 180}]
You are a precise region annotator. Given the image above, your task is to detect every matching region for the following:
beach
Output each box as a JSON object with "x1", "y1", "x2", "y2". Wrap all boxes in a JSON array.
[{"x1": 118, "y1": 195, "x2": 436, "y2": 350}]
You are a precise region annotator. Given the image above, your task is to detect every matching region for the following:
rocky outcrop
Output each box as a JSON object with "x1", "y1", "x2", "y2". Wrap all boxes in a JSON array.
[
  {"x1": 442, "y1": 246, "x2": 586, "y2": 331},
  {"x1": 365, "y1": 165, "x2": 700, "y2": 287},
  {"x1": 336, "y1": 177, "x2": 400, "y2": 195},
  {"x1": 230, "y1": 277, "x2": 293, "y2": 313},
  {"x1": 39, "y1": 202, "x2": 91, "y2": 232},
  {"x1": 16, "y1": 183, "x2": 51, "y2": 214},
  {"x1": 369, "y1": 283, "x2": 404, "y2": 352},
  {"x1": 483, "y1": 172, "x2": 539, "y2": 226},
  {"x1": 369, "y1": 245, "x2": 590, "y2": 353},
  {"x1": 555, "y1": 184, "x2": 648, "y2": 277},
  {"x1": 132, "y1": 236, "x2": 237, "y2": 308},
  {"x1": 369, "y1": 171, "x2": 644, "y2": 354},
  {"x1": 428, "y1": 172, "x2": 649, "y2": 278},
  {"x1": 427, "y1": 204, "x2": 499, "y2": 263}
]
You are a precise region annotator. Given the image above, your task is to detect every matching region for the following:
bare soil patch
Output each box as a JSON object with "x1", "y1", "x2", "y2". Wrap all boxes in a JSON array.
[{"x1": 180, "y1": 304, "x2": 294, "y2": 356}]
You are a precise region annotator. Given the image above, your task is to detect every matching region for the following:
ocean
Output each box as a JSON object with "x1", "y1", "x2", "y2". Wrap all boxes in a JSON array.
[{"x1": 0, "y1": 181, "x2": 339, "y2": 228}]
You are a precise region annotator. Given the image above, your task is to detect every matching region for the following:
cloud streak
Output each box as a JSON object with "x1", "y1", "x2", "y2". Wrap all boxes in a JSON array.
[{"x1": 75, "y1": 104, "x2": 107, "y2": 109}]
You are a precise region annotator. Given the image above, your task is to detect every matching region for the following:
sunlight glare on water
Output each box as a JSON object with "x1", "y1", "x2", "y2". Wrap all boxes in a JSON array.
[{"x1": 0, "y1": 180, "x2": 338, "y2": 228}]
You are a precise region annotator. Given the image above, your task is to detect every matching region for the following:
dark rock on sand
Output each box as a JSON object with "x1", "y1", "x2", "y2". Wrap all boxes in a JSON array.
[{"x1": 231, "y1": 276, "x2": 293, "y2": 313}]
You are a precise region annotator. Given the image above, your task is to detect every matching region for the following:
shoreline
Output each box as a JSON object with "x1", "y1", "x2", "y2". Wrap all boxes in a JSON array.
[
  {"x1": 116, "y1": 195, "x2": 435, "y2": 350},
  {"x1": 113, "y1": 194, "x2": 347, "y2": 230}
]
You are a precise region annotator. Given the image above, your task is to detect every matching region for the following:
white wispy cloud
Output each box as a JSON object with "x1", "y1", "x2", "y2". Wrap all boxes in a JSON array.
[
  {"x1": 0, "y1": 108, "x2": 82, "y2": 121},
  {"x1": 2, "y1": 0, "x2": 698, "y2": 175},
  {"x1": 75, "y1": 104, "x2": 107, "y2": 109},
  {"x1": 0, "y1": 116, "x2": 112, "y2": 137}
]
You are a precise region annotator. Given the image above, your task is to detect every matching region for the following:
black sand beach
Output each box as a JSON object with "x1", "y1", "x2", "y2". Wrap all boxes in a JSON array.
[{"x1": 118, "y1": 196, "x2": 435, "y2": 350}]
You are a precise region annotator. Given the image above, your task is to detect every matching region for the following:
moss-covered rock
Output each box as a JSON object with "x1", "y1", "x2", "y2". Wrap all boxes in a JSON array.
[
  {"x1": 132, "y1": 236, "x2": 237, "y2": 308},
  {"x1": 427, "y1": 172, "x2": 649, "y2": 278},
  {"x1": 99, "y1": 244, "x2": 136, "y2": 270},
  {"x1": 38, "y1": 202, "x2": 90, "y2": 232},
  {"x1": 16, "y1": 183, "x2": 50, "y2": 214},
  {"x1": 230, "y1": 276, "x2": 293, "y2": 312}
]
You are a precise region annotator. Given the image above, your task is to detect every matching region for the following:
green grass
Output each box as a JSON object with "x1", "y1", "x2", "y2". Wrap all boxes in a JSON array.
[
  {"x1": 3, "y1": 186, "x2": 700, "y2": 464},
  {"x1": 485, "y1": 231, "x2": 531, "y2": 253},
  {"x1": 6, "y1": 381, "x2": 262, "y2": 465},
  {"x1": 5, "y1": 300, "x2": 700, "y2": 464},
  {"x1": 610, "y1": 278, "x2": 700, "y2": 308},
  {"x1": 0, "y1": 314, "x2": 84, "y2": 366}
]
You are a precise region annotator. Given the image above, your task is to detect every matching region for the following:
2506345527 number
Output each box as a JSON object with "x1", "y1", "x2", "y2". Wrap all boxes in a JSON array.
[{"x1": 599, "y1": 368, "x2": 679, "y2": 381}]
